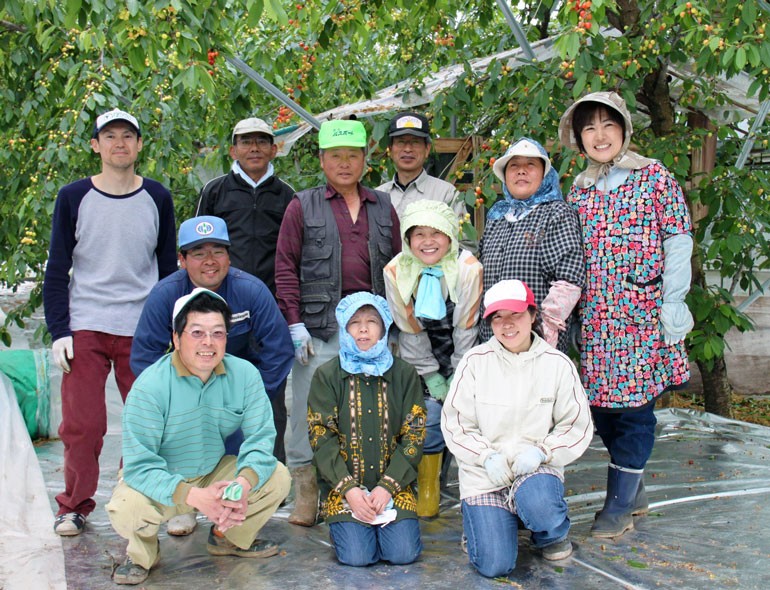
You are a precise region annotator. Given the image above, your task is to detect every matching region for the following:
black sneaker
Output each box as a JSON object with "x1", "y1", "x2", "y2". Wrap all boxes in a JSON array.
[
  {"x1": 53, "y1": 512, "x2": 85, "y2": 536},
  {"x1": 206, "y1": 526, "x2": 278, "y2": 558},
  {"x1": 542, "y1": 538, "x2": 573, "y2": 561}
]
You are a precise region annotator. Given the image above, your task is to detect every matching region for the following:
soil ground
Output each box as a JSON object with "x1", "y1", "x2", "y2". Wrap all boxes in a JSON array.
[{"x1": 664, "y1": 391, "x2": 770, "y2": 426}]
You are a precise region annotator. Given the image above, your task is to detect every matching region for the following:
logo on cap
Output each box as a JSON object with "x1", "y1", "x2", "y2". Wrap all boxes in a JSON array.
[
  {"x1": 332, "y1": 129, "x2": 354, "y2": 137},
  {"x1": 195, "y1": 221, "x2": 215, "y2": 236},
  {"x1": 396, "y1": 115, "x2": 424, "y2": 130}
]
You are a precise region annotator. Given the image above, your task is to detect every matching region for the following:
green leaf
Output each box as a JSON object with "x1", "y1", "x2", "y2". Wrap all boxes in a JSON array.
[
  {"x1": 742, "y1": 1, "x2": 758, "y2": 23},
  {"x1": 572, "y1": 74, "x2": 587, "y2": 99},
  {"x1": 735, "y1": 47, "x2": 747, "y2": 70},
  {"x1": 62, "y1": 0, "x2": 82, "y2": 29},
  {"x1": 264, "y1": 0, "x2": 289, "y2": 25},
  {"x1": 246, "y1": 0, "x2": 265, "y2": 27},
  {"x1": 626, "y1": 560, "x2": 648, "y2": 569}
]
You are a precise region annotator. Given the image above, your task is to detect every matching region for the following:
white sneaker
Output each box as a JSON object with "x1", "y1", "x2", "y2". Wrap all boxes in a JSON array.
[{"x1": 167, "y1": 512, "x2": 198, "y2": 536}]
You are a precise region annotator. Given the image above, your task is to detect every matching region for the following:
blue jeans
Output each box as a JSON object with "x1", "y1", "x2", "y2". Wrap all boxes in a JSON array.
[
  {"x1": 592, "y1": 401, "x2": 657, "y2": 470},
  {"x1": 329, "y1": 518, "x2": 422, "y2": 567},
  {"x1": 462, "y1": 474, "x2": 570, "y2": 578},
  {"x1": 423, "y1": 395, "x2": 446, "y2": 455}
]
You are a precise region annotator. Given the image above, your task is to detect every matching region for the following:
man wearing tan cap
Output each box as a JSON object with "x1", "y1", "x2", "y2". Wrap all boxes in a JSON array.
[{"x1": 196, "y1": 117, "x2": 294, "y2": 294}]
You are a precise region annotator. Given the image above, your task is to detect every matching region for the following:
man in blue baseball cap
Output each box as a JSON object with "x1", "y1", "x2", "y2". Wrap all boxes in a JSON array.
[{"x1": 131, "y1": 215, "x2": 294, "y2": 536}]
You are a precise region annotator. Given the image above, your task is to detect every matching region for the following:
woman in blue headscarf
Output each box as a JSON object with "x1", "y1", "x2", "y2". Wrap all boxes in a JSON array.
[
  {"x1": 478, "y1": 138, "x2": 585, "y2": 353},
  {"x1": 307, "y1": 292, "x2": 426, "y2": 567}
]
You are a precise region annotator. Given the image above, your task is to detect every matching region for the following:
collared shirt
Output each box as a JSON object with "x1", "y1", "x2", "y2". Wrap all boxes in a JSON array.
[
  {"x1": 121, "y1": 352, "x2": 277, "y2": 506},
  {"x1": 274, "y1": 183, "x2": 401, "y2": 325},
  {"x1": 377, "y1": 169, "x2": 463, "y2": 218},
  {"x1": 232, "y1": 160, "x2": 274, "y2": 189}
]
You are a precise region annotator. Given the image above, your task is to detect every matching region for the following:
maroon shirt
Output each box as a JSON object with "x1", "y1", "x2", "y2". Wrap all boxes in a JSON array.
[{"x1": 275, "y1": 183, "x2": 401, "y2": 325}]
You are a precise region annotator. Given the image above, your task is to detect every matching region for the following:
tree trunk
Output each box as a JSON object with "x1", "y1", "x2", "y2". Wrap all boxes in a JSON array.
[{"x1": 696, "y1": 357, "x2": 734, "y2": 417}]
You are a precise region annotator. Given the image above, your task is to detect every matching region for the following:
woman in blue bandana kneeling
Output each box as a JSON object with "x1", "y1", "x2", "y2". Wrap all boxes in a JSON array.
[
  {"x1": 307, "y1": 292, "x2": 426, "y2": 566},
  {"x1": 383, "y1": 199, "x2": 483, "y2": 519},
  {"x1": 479, "y1": 138, "x2": 584, "y2": 353}
]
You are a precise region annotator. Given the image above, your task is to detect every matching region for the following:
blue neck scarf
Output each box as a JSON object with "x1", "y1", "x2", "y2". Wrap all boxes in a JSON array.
[
  {"x1": 336, "y1": 292, "x2": 394, "y2": 376},
  {"x1": 414, "y1": 267, "x2": 446, "y2": 320},
  {"x1": 487, "y1": 167, "x2": 564, "y2": 222}
]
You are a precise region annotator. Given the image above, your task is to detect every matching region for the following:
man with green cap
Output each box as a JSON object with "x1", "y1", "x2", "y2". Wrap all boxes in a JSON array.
[{"x1": 275, "y1": 119, "x2": 401, "y2": 526}]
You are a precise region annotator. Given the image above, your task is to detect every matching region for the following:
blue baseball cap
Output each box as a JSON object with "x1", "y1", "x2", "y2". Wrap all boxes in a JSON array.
[{"x1": 178, "y1": 216, "x2": 231, "y2": 250}]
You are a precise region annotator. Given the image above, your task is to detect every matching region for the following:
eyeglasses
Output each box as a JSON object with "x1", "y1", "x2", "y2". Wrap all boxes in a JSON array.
[
  {"x1": 237, "y1": 136, "x2": 272, "y2": 148},
  {"x1": 183, "y1": 329, "x2": 228, "y2": 340},
  {"x1": 187, "y1": 248, "x2": 228, "y2": 261}
]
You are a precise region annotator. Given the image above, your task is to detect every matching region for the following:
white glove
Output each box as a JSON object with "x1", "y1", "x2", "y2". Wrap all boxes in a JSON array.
[
  {"x1": 289, "y1": 323, "x2": 314, "y2": 366},
  {"x1": 483, "y1": 453, "x2": 513, "y2": 487},
  {"x1": 512, "y1": 445, "x2": 546, "y2": 477},
  {"x1": 52, "y1": 336, "x2": 74, "y2": 373}
]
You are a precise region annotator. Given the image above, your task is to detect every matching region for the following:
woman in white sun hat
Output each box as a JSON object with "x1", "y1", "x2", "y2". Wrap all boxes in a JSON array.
[{"x1": 478, "y1": 137, "x2": 584, "y2": 354}]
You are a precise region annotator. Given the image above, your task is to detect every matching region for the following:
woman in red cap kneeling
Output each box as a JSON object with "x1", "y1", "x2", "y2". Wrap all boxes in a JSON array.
[{"x1": 441, "y1": 280, "x2": 593, "y2": 578}]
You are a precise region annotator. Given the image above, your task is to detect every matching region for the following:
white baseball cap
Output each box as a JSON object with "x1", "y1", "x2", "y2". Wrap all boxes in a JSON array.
[
  {"x1": 172, "y1": 288, "x2": 228, "y2": 325},
  {"x1": 93, "y1": 109, "x2": 141, "y2": 138}
]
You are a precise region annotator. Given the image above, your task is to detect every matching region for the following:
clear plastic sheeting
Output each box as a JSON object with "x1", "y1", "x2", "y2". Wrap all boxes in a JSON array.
[
  {"x1": 0, "y1": 373, "x2": 66, "y2": 590},
  {"x1": 8, "y1": 396, "x2": 770, "y2": 589}
]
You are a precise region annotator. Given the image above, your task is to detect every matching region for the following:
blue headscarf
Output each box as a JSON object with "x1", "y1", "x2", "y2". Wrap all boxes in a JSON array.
[
  {"x1": 487, "y1": 138, "x2": 564, "y2": 222},
  {"x1": 336, "y1": 292, "x2": 394, "y2": 376}
]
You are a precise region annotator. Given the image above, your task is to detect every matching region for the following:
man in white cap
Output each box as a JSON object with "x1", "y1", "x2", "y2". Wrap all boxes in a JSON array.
[
  {"x1": 130, "y1": 214, "x2": 294, "y2": 535},
  {"x1": 107, "y1": 289, "x2": 291, "y2": 585},
  {"x1": 43, "y1": 108, "x2": 177, "y2": 537},
  {"x1": 196, "y1": 117, "x2": 294, "y2": 294}
]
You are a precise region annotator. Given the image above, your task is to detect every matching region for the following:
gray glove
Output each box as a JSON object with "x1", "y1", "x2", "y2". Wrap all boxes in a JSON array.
[
  {"x1": 484, "y1": 453, "x2": 513, "y2": 487},
  {"x1": 660, "y1": 234, "x2": 694, "y2": 345}
]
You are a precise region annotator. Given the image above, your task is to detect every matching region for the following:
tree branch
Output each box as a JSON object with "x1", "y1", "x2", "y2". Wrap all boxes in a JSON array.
[{"x1": 1, "y1": 19, "x2": 27, "y2": 33}]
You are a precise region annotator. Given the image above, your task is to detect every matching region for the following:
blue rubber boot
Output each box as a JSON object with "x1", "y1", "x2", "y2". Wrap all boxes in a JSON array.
[
  {"x1": 632, "y1": 478, "x2": 649, "y2": 516},
  {"x1": 591, "y1": 464, "x2": 643, "y2": 538}
]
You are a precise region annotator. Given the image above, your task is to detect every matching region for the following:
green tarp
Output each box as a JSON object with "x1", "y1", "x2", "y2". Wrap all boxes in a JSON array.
[{"x1": 0, "y1": 349, "x2": 50, "y2": 439}]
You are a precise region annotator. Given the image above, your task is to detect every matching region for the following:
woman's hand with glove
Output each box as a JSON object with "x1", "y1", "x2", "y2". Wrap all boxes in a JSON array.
[
  {"x1": 484, "y1": 453, "x2": 514, "y2": 487},
  {"x1": 512, "y1": 445, "x2": 546, "y2": 477}
]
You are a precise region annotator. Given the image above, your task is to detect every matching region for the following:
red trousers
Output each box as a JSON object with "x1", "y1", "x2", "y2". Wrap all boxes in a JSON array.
[{"x1": 56, "y1": 330, "x2": 135, "y2": 516}]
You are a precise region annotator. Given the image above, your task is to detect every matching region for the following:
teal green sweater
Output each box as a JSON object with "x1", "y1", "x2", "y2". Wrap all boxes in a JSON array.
[{"x1": 121, "y1": 352, "x2": 276, "y2": 506}]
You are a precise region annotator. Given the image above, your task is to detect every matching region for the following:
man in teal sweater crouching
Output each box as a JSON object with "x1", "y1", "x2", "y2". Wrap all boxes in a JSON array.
[{"x1": 107, "y1": 288, "x2": 290, "y2": 585}]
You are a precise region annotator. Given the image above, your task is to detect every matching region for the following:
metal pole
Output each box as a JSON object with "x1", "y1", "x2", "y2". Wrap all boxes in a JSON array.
[
  {"x1": 225, "y1": 55, "x2": 322, "y2": 130},
  {"x1": 735, "y1": 99, "x2": 770, "y2": 170},
  {"x1": 495, "y1": 0, "x2": 536, "y2": 61}
]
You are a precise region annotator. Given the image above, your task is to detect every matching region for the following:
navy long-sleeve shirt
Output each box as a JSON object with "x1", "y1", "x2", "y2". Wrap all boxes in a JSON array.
[
  {"x1": 130, "y1": 267, "x2": 294, "y2": 398},
  {"x1": 43, "y1": 177, "x2": 177, "y2": 340}
]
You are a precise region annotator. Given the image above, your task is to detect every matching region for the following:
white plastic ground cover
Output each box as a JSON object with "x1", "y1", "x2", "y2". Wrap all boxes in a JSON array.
[
  {"x1": 24, "y1": 405, "x2": 770, "y2": 589},
  {"x1": 0, "y1": 372, "x2": 66, "y2": 590}
]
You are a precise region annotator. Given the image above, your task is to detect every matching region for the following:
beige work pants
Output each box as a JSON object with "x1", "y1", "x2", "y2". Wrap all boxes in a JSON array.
[{"x1": 106, "y1": 457, "x2": 290, "y2": 568}]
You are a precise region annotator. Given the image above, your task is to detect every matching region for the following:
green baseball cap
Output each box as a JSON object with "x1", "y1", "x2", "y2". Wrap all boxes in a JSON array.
[{"x1": 318, "y1": 120, "x2": 367, "y2": 149}]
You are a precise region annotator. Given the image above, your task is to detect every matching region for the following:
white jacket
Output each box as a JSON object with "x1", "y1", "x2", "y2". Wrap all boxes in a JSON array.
[{"x1": 441, "y1": 334, "x2": 593, "y2": 499}]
